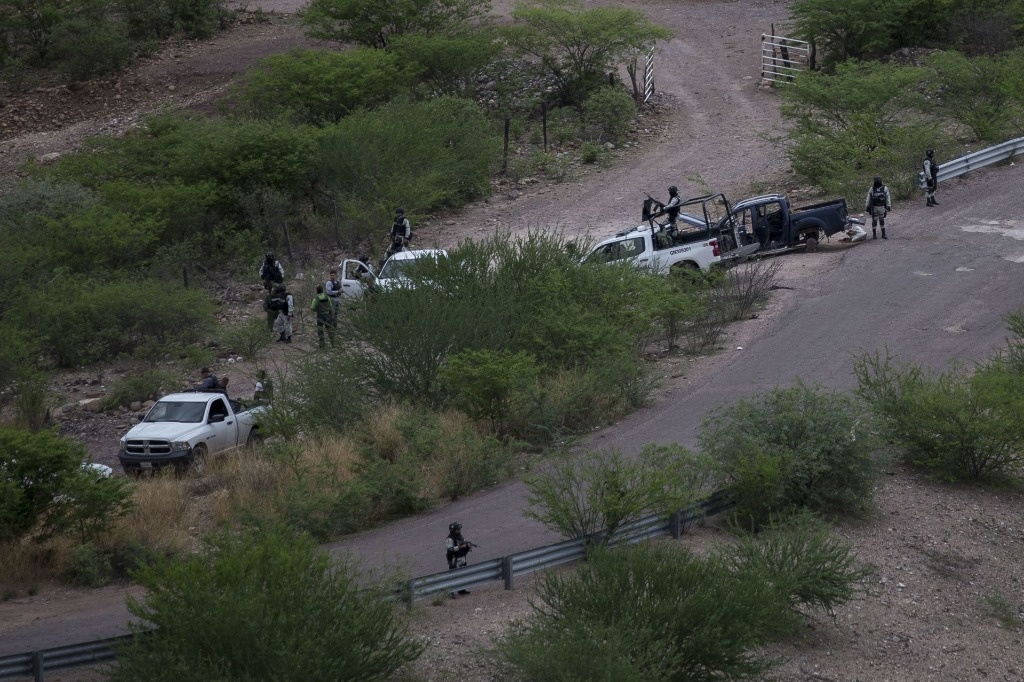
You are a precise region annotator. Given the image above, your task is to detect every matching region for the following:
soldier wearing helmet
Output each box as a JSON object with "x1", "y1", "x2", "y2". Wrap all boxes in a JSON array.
[
  {"x1": 445, "y1": 521, "x2": 474, "y2": 570},
  {"x1": 864, "y1": 175, "x2": 892, "y2": 240},
  {"x1": 259, "y1": 251, "x2": 284, "y2": 291},
  {"x1": 652, "y1": 185, "x2": 683, "y2": 235}
]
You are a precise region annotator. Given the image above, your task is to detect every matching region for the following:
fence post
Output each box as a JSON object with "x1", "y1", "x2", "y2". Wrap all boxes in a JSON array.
[
  {"x1": 669, "y1": 510, "x2": 682, "y2": 539},
  {"x1": 32, "y1": 650, "x2": 44, "y2": 682},
  {"x1": 502, "y1": 555, "x2": 515, "y2": 591}
]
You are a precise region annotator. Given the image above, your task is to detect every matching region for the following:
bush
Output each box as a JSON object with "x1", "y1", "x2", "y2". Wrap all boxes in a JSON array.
[
  {"x1": 498, "y1": 542, "x2": 793, "y2": 681},
  {"x1": 217, "y1": 317, "x2": 272, "y2": 361},
  {"x1": 524, "y1": 444, "x2": 716, "y2": 542},
  {"x1": 723, "y1": 510, "x2": 871, "y2": 618},
  {"x1": 854, "y1": 352, "x2": 1024, "y2": 481},
  {"x1": 438, "y1": 348, "x2": 539, "y2": 431},
  {"x1": 231, "y1": 48, "x2": 410, "y2": 124},
  {"x1": 66, "y1": 543, "x2": 114, "y2": 587},
  {"x1": 389, "y1": 30, "x2": 501, "y2": 98},
  {"x1": 781, "y1": 61, "x2": 945, "y2": 203},
  {"x1": 925, "y1": 50, "x2": 1022, "y2": 142},
  {"x1": 48, "y1": 17, "x2": 132, "y2": 81},
  {"x1": 11, "y1": 372, "x2": 51, "y2": 431},
  {"x1": 0, "y1": 428, "x2": 133, "y2": 543},
  {"x1": 12, "y1": 279, "x2": 214, "y2": 367},
  {"x1": 698, "y1": 381, "x2": 880, "y2": 529},
  {"x1": 582, "y1": 85, "x2": 636, "y2": 143},
  {"x1": 316, "y1": 96, "x2": 500, "y2": 239},
  {"x1": 301, "y1": 0, "x2": 490, "y2": 48},
  {"x1": 102, "y1": 370, "x2": 177, "y2": 410},
  {"x1": 113, "y1": 527, "x2": 423, "y2": 682},
  {"x1": 579, "y1": 141, "x2": 606, "y2": 164}
]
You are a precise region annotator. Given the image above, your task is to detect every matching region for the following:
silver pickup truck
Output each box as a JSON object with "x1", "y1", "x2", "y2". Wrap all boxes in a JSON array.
[{"x1": 117, "y1": 390, "x2": 265, "y2": 474}]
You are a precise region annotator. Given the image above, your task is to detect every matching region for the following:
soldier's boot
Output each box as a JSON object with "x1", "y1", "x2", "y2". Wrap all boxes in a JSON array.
[
  {"x1": 931, "y1": 198, "x2": 939, "y2": 205},
  {"x1": 881, "y1": 228, "x2": 888, "y2": 240},
  {"x1": 872, "y1": 228, "x2": 877, "y2": 240}
]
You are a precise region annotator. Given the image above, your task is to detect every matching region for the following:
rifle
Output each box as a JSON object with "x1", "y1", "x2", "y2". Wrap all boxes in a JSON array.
[{"x1": 464, "y1": 541, "x2": 480, "y2": 549}]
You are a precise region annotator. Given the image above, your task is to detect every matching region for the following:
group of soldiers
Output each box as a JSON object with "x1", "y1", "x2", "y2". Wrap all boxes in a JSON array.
[
  {"x1": 863, "y1": 148, "x2": 940, "y2": 240},
  {"x1": 256, "y1": 206, "x2": 412, "y2": 349}
]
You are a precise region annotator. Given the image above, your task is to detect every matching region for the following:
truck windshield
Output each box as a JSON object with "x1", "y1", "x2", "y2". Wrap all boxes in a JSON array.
[{"x1": 144, "y1": 401, "x2": 206, "y2": 423}]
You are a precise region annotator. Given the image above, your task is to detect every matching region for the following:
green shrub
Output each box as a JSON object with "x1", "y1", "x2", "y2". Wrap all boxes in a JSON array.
[
  {"x1": 119, "y1": 0, "x2": 230, "y2": 40},
  {"x1": 525, "y1": 444, "x2": 716, "y2": 542},
  {"x1": 114, "y1": 527, "x2": 423, "y2": 682},
  {"x1": 48, "y1": 17, "x2": 132, "y2": 81},
  {"x1": 14, "y1": 279, "x2": 214, "y2": 367},
  {"x1": 582, "y1": 85, "x2": 636, "y2": 143},
  {"x1": 579, "y1": 141, "x2": 605, "y2": 164},
  {"x1": 498, "y1": 542, "x2": 792, "y2": 681},
  {"x1": 781, "y1": 61, "x2": 948, "y2": 202},
  {"x1": 232, "y1": 48, "x2": 410, "y2": 124},
  {"x1": 12, "y1": 373, "x2": 51, "y2": 431},
  {"x1": 217, "y1": 317, "x2": 272, "y2": 361},
  {"x1": 438, "y1": 348, "x2": 539, "y2": 430},
  {"x1": 723, "y1": 511, "x2": 871, "y2": 618},
  {"x1": 102, "y1": 370, "x2": 177, "y2": 410},
  {"x1": 925, "y1": 50, "x2": 1022, "y2": 141},
  {"x1": 699, "y1": 381, "x2": 880, "y2": 529},
  {"x1": 301, "y1": 0, "x2": 490, "y2": 48},
  {"x1": 854, "y1": 352, "x2": 1024, "y2": 481},
  {"x1": 390, "y1": 30, "x2": 501, "y2": 98},
  {"x1": 0, "y1": 428, "x2": 133, "y2": 543},
  {"x1": 66, "y1": 543, "x2": 114, "y2": 587}
]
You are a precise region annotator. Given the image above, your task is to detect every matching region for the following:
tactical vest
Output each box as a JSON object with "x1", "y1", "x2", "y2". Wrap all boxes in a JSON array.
[
  {"x1": 871, "y1": 187, "x2": 887, "y2": 207},
  {"x1": 313, "y1": 294, "x2": 331, "y2": 317},
  {"x1": 392, "y1": 218, "x2": 407, "y2": 237},
  {"x1": 269, "y1": 295, "x2": 288, "y2": 312}
]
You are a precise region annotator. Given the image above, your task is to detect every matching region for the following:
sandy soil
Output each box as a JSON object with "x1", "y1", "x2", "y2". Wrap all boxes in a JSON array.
[{"x1": 1, "y1": 0, "x2": 1022, "y2": 679}]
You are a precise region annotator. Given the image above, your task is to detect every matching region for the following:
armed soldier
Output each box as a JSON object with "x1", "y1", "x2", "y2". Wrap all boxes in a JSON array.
[
  {"x1": 864, "y1": 176, "x2": 892, "y2": 240},
  {"x1": 923, "y1": 149, "x2": 939, "y2": 206}
]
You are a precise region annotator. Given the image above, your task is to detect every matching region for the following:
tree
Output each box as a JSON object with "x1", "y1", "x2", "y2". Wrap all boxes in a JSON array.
[
  {"x1": 300, "y1": 0, "x2": 489, "y2": 48},
  {"x1": 502, "y1": 0, "x2": 672, "y2": 105},
  {"x1": 114, "y1": 527, "x2": 423, "y2": 682},
  {"x1": 388, "y1": 29, "x2": 501, "y2": 98},
  {"x1": 780, "y1": 60, "x2": 943, "y2": 202},
  {"x1": 925, "y1": 50, "x2": 1020, "y2": 141},
  {"x1": 524, "y1": 444, "x2": 715, "y2": 542},
  {"x1": 790, "y1": 0, "x2": 903, "y2": 67}
]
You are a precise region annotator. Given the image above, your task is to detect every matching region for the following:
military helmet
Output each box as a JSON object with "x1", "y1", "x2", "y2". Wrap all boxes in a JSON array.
[
  {"x1": 265, "y1": 251, "x2": 275, "y2": 260},
  {"x1": 874, "y1": 176, "x2": 883, "y2": 184},
  {"x1": 396, "y1": 207, "x2": 405, "y2": 215},
  {"x1": 668, "y1": 185, "x2": 678, "y2": 195},
  {"x1": 449, "y1": 522, "x2": 462, "y2": 533},
  {"x1": 926, "y1": 148, "x2": 934, "y2": 157}
]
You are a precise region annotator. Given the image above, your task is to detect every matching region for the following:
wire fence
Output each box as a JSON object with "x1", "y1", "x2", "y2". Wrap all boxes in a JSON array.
[{"x1": 761, "y1": 33, "x2": 810, "y2": 83}]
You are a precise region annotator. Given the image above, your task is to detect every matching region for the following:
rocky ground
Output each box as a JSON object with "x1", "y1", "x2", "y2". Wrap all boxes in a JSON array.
[{"x1": 1, "y1": 0, "x2": 1022, "y2": 680}]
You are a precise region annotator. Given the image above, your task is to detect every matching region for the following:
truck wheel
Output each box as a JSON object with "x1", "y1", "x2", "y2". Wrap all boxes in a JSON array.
[
  {"x1": 246, "y1": 428, "x2": 264, "y2": 448},
  {"x1": 804, "y1": 236, "x2": 819, "y2": 253},
  {"x1": 188, "y1": 444, "x2": 208, "y2": 476}
]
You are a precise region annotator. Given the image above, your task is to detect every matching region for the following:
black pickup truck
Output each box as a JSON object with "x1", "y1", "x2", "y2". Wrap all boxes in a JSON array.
[{"x1": 715, "y1": 194, "x2": 850, "y2": 256}]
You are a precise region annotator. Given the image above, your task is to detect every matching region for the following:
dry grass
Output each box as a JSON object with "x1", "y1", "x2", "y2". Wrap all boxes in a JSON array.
[
  {"x1": 364, "y1": 405, "x2": 406, "y2": 462},
  {"x1": 0, "y1": 538, "x2": 74, "y2": 597},
  {"x1": 106, "y1": 472, "x2": 197, "y2": 557}
]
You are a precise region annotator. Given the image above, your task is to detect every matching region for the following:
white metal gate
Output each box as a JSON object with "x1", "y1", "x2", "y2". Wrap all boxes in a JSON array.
[{"x1": 761, "y1": 33, "x2": 809, "y2": 83}]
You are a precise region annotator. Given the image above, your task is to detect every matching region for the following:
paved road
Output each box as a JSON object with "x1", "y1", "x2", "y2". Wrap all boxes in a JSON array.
[{"x1": 328, "y1": 161, "x2": 1024, "y2": 577}]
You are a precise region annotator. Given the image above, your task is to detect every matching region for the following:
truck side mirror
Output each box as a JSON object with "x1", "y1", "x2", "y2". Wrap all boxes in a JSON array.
[{"x1": 209, "y1": 413, "x2": 225, "y2": 424}]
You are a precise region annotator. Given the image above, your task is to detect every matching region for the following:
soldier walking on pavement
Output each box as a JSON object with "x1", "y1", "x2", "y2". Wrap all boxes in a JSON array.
[
  {"x1": 865, "y1": 176, "x2": 892, "y2": 240},
  {"x1": 923, "y1": 149, "x2": 939, "y2": 206}
]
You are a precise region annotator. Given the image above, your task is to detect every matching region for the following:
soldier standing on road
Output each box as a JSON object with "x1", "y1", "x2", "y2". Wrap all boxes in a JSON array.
[
  {"x1": 923, "y1": 149, "x2": 939, "y2": 206},
  {"x1": 310, "y1": 285, "x2": 335, "y2": 349},
  {"x1": 865, "y1": 176, "x2": 892, "y2": 240}
]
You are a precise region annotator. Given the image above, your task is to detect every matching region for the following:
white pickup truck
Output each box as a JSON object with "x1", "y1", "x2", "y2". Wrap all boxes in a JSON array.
[
  {"x1": 585, "y1": 218, "x2": 721, "y2": 272},
  {"x1": 117, "y1": 390, "x2": 265, "y2": 474},
  {"x1": 338, "y1": 249, "x2": 449, "y2": 299}
]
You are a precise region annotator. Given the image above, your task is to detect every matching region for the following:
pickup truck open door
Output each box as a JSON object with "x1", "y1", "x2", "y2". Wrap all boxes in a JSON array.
[{"x1": 339, "y1": 259, "x2": 376, "y2": 300}]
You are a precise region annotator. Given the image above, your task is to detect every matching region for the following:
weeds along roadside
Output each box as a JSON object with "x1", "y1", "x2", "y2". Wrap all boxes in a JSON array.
[{"x1": 0, "y1": 235, "x2": 783, "y2": 596}]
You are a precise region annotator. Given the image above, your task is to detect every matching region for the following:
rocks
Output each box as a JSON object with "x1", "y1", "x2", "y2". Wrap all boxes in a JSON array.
[
  {"x1": 36, "y1": 151, "x2": 62, "y2": 164},
  {"x1": 79, "y1": 398, "x2": 104, "y2": 413}
]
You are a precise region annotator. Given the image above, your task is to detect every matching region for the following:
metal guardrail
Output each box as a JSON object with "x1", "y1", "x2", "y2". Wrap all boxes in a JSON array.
[
  {"x1": 0, "y1": 634, "x2": 132, "y2": 681},
  {"x1": 936, "y1": 137, "x2": 1024, "y2": 183},
  {"x1": 402, "y1": 488, "x2": 735, "y2": 603},
  {"x1": 1, "y1": 491, "x2": 736, "y2": 680}
]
